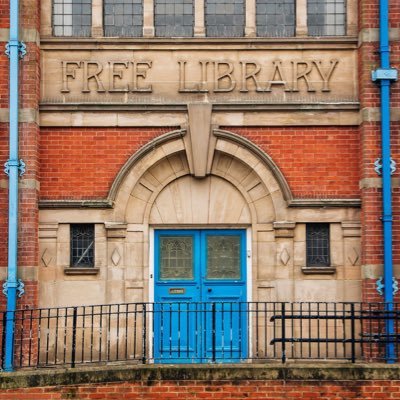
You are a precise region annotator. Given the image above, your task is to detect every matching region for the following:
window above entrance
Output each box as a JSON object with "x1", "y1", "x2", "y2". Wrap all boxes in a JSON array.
[{"x1": 48, "y1": 0, "x2": 355, "y2": 38}]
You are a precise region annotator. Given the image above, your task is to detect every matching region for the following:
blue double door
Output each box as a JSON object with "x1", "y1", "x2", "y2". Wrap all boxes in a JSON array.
[{"x1": 154, "y1": 229, "x2": 247, "y2": 363}]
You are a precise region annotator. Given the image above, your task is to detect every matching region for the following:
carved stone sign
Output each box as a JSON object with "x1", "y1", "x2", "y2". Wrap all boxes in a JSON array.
[{"x1": 41, "y1": 49, "x2": 357, "y2": 104}]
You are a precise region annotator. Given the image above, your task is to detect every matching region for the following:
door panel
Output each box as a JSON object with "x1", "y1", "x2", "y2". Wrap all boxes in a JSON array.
[{"x1": 154, "y1": 229, "x2": 247, "y2": 363}]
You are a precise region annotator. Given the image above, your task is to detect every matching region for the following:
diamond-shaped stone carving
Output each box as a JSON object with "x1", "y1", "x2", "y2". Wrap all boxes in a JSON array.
[
  {"x1": 111, "y1": 248, "x2": 121, "y2": 266},
  {"x1": 280, "y1": 248, "x2": 290, "y2": 266},
  {"x1": 41, "y1": 248, "x2": 52, "y2": 267},
  {"x1": 348, "y1": 248, "x2": 359, "y2": 266}
]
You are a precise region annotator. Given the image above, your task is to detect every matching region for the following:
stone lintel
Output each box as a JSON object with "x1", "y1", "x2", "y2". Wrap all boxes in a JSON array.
[
  {"x1": 359, "y1": 177, "x2": 400, "y2": 189},
  {"x1": 360, "y1": 107, "x2": 400, "y2": 123},
  {"x1": 273, "y1": 221, "x2": 296, "y2": 238},
  {"x1": 105, "y1": 222, "x2": 127, "y2": 238},
  {"x1": 359, "y1": 28, "x2": 400, "y2": 43},
  {"x1": 341, "y1": 221, "x2": 361, "y2": 237},
  {"x1": 0, "y1": 266, "x2": 38, "y2": 281},
  {"x1": 0, "y1": 108, "x2": 39, "y2": 124},
  {"x1": 39, "y1": 223, "x2": 59, "y2": 239}
]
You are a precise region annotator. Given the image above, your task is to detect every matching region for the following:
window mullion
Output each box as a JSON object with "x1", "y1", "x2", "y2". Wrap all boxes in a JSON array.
[
  {"x1": 245, "y1": 0, "x2": 256, "y2": 37},
  {"x1": 194, "y1": 0, "x2": 205, "y2": 37},
  {"x1": 92, "y1": 0, "x2": 103, "y2": 37},
  {"x1": 143, "y1": 0, "x2": 155, "y2": 37},
  {"x1": 296, "y1": 0, "x2": 307, "y2": 37}
]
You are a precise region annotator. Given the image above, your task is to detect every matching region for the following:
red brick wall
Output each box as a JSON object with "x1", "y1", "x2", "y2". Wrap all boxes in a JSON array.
[
  {"x1": 1, "y1": 379, "x2": 400, "y2": 399},
  {"x1": 39, "y1": 127, "x2": 177, "y2": 200},
  {"x1": 225, "y1": 126, "x2": 360, "y2": 199}
]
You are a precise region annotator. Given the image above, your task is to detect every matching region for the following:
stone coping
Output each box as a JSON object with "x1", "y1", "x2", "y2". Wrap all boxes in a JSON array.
[{"x1": 0, "y1": 363, "x2": 399, "y2": 389}]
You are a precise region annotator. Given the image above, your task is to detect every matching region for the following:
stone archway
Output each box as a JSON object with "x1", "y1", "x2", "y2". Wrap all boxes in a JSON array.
[{"x1": 109, "y1": 128, "x2": 291, "y2": 304}]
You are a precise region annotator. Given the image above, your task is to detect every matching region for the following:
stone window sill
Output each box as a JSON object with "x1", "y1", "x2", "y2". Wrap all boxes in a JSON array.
[
  {"x1": 64, "y1": 267, "x2": 100, "y2": 275},
  {"x1": 301, "y1": 267, "x2": 336, "y2": 275}
]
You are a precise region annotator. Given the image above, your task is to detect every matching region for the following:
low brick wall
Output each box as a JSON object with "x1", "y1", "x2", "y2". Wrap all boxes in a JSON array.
[{"x1": 0, "y1": 364, "x2": 399, "y2": 399}]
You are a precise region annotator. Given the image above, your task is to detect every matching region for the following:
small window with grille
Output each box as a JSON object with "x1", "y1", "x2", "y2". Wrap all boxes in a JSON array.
[
  {"x1": 306, "y1": 223, "x2": 330, "y2": 268},
  {"x1": 53, "y1": 0, "x2": 92, "y2": 37},
  {"x1": 70, "y1": 224, "x2": 95, "y2": 268},
  {"x1": 307, "y1": 0, "x2": 346, "y2": 36}
]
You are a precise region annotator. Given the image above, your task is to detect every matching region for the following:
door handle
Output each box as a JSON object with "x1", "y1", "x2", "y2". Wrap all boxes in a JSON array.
[{"x1": 208, "y1": 288, "x2": 212, "y2": 293}]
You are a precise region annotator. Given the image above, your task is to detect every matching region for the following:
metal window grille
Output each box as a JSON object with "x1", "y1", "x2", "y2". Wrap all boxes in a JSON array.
[
  {"x1": 307, "y1": 0, "x2": 346, "y2": 36},
  {"x1": 53, "y1": 0, "x2": 92, "y2": 37},
  {"x1": 205, "y1": 0, "x2": 245, "y2": 37},
  {"x1": 104, "y1": 0, "x2": 143, "y2": 37},
  {"x1": 256, "y1": 0, "x2": 295, "y2": 37},
  {"x1": 70, "y1": 224, "x2": 95, "y2": 268},
  {"x1": 306, "y1": 223, "x2": 330, "y2": 267},
  {"x1": 155, "y1": 0, "x2": 193, "y2": 37}
]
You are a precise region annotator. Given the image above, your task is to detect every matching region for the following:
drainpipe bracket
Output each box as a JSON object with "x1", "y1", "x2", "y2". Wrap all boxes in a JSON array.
[
  {"x1": 374, "y1": 158, "x2": 396, "y2": 176},
  {"x1": 376, "y1": 277, "x2": 384, "y2": 296},
  {"x1": 2, "y1": 279, "x2": 25, "y2": 298},
  {"x1": 5, "y1": 41, "x2": 26, "y2": 59},
  {"x1": 371, "y1": 68, "x2": 398, "y2": 82},
  {"x1": 4, "y1": 159, "x2": 26, "y2": 177},
  {"x1": 376, "y1": 277, "x2": 399, "y2": 296}
]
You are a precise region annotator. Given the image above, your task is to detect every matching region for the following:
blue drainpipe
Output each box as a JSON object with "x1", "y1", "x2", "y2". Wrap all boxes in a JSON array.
[
  {"x1": 372, "y1": 0, "x2": 398, "y2": 363},
  {"x1": 2, "y1": 0, "x2": 26, "y2": 371}
]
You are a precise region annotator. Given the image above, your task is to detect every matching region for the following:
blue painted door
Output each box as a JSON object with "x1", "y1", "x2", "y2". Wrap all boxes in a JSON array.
[{"x1": 154, "y1": 229, "x2": 247, "y2": 363}]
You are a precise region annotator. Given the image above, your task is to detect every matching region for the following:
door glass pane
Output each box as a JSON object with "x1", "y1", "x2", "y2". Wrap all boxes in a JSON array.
[
  {"x1": 159, "y1": 236, "x2": 193, "y2": 280},
  {"x1": 207, "y1": 235, "x2": 241, "y2": 279}
]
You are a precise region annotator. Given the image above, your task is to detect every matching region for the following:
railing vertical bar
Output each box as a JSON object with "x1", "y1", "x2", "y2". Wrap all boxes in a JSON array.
[
  {"x1": 178, "y1": 302, "x2": 181, "y2": 358},
  {"x1": 71, "y1": 307, "x2": 77, "y2": 368},
  {"x1": 212, "y1": 302, "x2": 216, "y2": 363},
  {"x1": 133, "y1": 303, "x2": 138, "y2": 360},
  {"x1": 255, "y1": 302, "x2": 259, "y2": 358},
  {"x1": 28, "y1": 309, "x2": 33, "y2": 367},
  {"x1": 308, "y1": 303, "x2": 311, "y2": 358},
  {"x1": 350, "y1": 303, "x2": 356, "y2": 363},
  {"x1": 81, "y1": 306, "x2": 86, "y2": 364},
  {"x1": 99, "y1": 305, "x2": 103, "y2": 362},
  {"x1": 142, "y1": 303, "x2": 147, "y2": 364},
  {"x1": 107, "y1": 305, "x2": 111, "y2": 361},
  {"x1": 317, "y1": 302, "x2": 320, "y2": 359},
  {"x1": 18, "y1": 310, "x2": 23, "y2": 367},
  {"x1": 90, "y1": 305, "x2": 94, "y2": 363},
  {"x1": 186, "y1": 303, "x2": 190, "y2": 358},
  {"x1": 299, "y1": 303, "x2": 303, "y2": 359},
  {"x1": 54, "y1": 308, "x2": 59, "y2": 366},
  {"x1": 116, "y1": 304, "x2": 120, "y2": 361},
  {"x1": 62, "y1": 308, "x2": 67, "y2": 365},
  {"x1": 230, "y1": 302, "x2": 234, "y2": 359},
  {"x1": 281, "y1": 302, "x2": 286, "y2": 363},
  {"x1": 124, "y1": 304, "x2": 128, "y2": 361},
  {"x1": 45, "y1": 308, "x2": 51, "y2": 365},
  {"x1": 36, "y1": 309, "x2": 42, "y2": 367}
]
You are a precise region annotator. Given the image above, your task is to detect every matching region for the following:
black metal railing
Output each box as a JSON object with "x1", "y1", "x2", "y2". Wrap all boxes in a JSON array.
[{"x1": 1, "y1": 302, "x2": 399, "y2": 368}]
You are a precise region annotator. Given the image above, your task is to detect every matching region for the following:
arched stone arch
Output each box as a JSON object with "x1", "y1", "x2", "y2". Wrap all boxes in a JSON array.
[{"x1": 111, "y1": 128, "x2": 292, "y2": 224}]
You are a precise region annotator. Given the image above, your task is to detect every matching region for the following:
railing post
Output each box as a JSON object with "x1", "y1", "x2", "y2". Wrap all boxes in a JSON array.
[
  {"x1": 350, "y1": 303, "x2": 356, "y2": 363},
  {"x1": 281, "y1": 303, "x2": 286, "y2": 363},
  {"x1": 71, "y1": 307, "x2": 77, "y2": 368},
  {"x1": 142, "y1": 304, "x2": 147, "y2": 364},
  {"x1": 212, "y1": 303, "x2": 216, "y2": 362}
]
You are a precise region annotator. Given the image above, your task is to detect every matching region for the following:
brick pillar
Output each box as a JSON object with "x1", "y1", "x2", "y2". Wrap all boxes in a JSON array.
[
  {"x1": 0, "y1": 0, "x2": 40, "y2": 367},
  {"x1": 358, "y1": 0, "x2": 400, "y2": 361}
]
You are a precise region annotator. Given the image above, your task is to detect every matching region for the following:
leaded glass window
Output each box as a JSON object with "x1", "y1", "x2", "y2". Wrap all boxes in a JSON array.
[
  {"x1": 70, "y1": 224, "x2": 95, "y2": 267},
  {"x1": 160, "y1": 237, "x2": 194, "y2": 280},
  {"x1": 53, "y1": 0, "x2": 92, "y2": 36},
  {"x1": 256, "y1": 0, "x2": 295, "y2": 37},
  {"x1": 306, "y1": 224, "x2": 330, "y2": 267},
  {"x1": 104, "y1": 0, "x2": 143, "y2": 37},
  {"x1": 307, "y1": 0, "x2": 346, "y2": 36},
  {"x1": 207, "y1": 236, "x2": 241, "y2": 280},
  {"x1": 205, "y1": 0, "x2": 245, "y2": 37},
  {"x1": 155, "y1": 0, "x2": 193, "y2": 37}
]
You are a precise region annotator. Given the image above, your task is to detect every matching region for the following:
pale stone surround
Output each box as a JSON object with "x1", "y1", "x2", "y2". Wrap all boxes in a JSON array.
[
  {"x1": 41, "y1": 0, "x2": 357, "y2": 38},
  {"x1": 39, "y1": 129, "x2": 361, "y2": 308}
]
